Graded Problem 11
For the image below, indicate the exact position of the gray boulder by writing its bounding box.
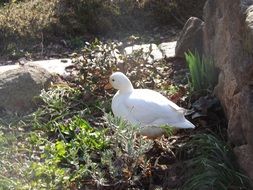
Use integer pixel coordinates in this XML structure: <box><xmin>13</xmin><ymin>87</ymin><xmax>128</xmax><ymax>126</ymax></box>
<box><xmin>175</xmin><ymin>17</ymin><xmax>204</xmax><ymax>57</ymax></box>
<box><xmin>0</xmin><ymin>65</ymin><xmax>52</xmax><ymax>116</ymax></box>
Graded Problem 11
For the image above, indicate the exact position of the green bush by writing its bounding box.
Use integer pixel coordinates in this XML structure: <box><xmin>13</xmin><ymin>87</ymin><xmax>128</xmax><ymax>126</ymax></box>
<box><xmin>26</xmin><ymin>82</ymin><xmax>152</xmax><ymax>189</ymax></box>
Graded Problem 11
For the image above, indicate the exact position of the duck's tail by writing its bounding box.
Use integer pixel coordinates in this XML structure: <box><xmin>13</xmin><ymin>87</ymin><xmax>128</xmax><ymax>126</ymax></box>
<box><xmin>172</xmin><ymin>119</ymin><xmax>196</xmax><ymax>129</ymax></box>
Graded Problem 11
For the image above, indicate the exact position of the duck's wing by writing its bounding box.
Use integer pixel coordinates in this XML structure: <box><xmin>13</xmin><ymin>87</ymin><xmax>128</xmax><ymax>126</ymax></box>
<box><xmin>124</xmin><ymin>89</ymin><xmax>191</xmax><ymax>127</ymax></box>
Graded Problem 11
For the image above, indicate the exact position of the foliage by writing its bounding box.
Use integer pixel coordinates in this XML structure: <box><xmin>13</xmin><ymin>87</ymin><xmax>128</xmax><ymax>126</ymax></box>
<box><xmin>0</xmin><ymin>0</ymin><xmax>58</xmax><ymax>55</ymax></box>
<box><xmin>181</xmin><ymin>134</ymin><xmax>250</xmax><ymax>190</ymax></box>
<box><xmin>1</xmin><ymin>39</ymin><xmax>249</xmax><ymax>189</ymax></box>
<box><xmin>0</xmin><ymin>39</ymin><xmax>185</xmax><ymax>189</ymax></box>
<box><xmin>71</xmin><ymin>39</ymin><xmax>118</xmax><ymax>91</ymax></box>
<box><xmin>28</xmin><ymin>115</ymin><xmax>109</xmax><ymax>189</ymax></box>
<box><xmin>33</xmin><ymin>86</ymin><xmax>85</xmax><ymax>130</ymax></box>
<box><xmin>102</xmin><ymin>113</ymin><xmax>153</xmax><ymax>181</ymax></box>
<box><xmin>0</xmin><ymin>0</ymin><xmax>206</xmax><ymax>55</ymax></box>
<box><xmin>185</xmin><ymin>51</ymin><xmax>218</xmax><ymax>92</ymax></box>
<box><xmin>70</xmin><ymin>40</ymin><xmax>185</xmax><ymax>104</ymax></box>
<box><xmin>0</xmin><ymin>123</ymin><xmax>33</xmax><ymax>190</ymax></box>
<box><xmin>0</xmin><ymin>126</ymin><xmax>17</xmax><ymax>189</ymax></box>
<box><xmin>139</xmin><ymin>0</ymin><xmax>206</xmax><ymax>26</ymax></box>
<box><xmin>26</xmin><ymin>91</ymin><xmax>153</xmax><ymax>189</ymax></box>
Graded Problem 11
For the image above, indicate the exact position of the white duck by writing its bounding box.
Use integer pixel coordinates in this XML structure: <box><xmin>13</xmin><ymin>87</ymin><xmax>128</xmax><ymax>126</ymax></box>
<box><xmin>109</xmin><ymin>72</ymin><xmax>195</xmax><ymax>138</ymax></box>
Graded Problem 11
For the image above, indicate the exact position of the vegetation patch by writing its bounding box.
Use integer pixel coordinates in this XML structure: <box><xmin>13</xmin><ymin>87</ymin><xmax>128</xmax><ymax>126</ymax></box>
<box><xmin>181</xmin><ymin>134</ymin><xmax>250</xmax><ymax>189</ymax></box>
<box><xmin>0</xmin><ymin>40</ymin><xmax>249</xmax><ymax>189</ymax></box>
<box><xmin>0</xmin><ymin>0</ymin><xmax>58</xmax><ymax>54</ymax></box>
<box><xmin>0</xmin><ymin>0</ymin><xmax>207</xmax><ymax>56</ymax></box>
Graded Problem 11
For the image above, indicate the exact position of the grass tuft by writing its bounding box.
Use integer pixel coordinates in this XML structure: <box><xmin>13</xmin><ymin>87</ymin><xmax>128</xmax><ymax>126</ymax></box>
<box><xmin>185</xmin><ymin>51</ymin><xmax>218</xmax><ymax>92</ymax></box>
<box><xmin>181</xmin><ymin>133</ymin><xmax>250</xmax><ymax>190</ymax></box>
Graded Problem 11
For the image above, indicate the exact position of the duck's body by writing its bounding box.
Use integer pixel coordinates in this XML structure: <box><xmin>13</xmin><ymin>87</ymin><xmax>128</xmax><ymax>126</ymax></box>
<box><xmin>109</xmin><ymin>72</ymin><xmax>195</xmax><ymax>138</ymax></box>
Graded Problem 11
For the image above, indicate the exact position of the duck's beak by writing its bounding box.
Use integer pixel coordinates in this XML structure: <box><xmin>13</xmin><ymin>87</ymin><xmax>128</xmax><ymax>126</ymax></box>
<box><xmin>104</xmin><ymin>82</ymin><xmax>113</xmax><ymax>90</ymax></box>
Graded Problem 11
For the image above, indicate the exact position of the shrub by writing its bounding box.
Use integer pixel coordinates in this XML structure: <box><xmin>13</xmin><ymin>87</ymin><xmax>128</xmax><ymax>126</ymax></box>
<box><xmin>0</xmin><ymin>0</ymin><xmax>58</xmax><ymax>54</ymax></box>
<box><xmin>25</xmin><ymin>40</ymin><xmax>182</xmax><ymax>188</ymax></box>
<box><xmin>72</xmin><ymin>40</ymin><xmax>185</xmax><ymax>101</ymax></box>
<box><xmin>27</xmin><ymin>83</ymin><xmax>153</xmax><ymax>189</ymax></box>
<box><xmin>0</xmin><ymin>0</ymin><xmax>207</xmax><ymax>55</ymax></box>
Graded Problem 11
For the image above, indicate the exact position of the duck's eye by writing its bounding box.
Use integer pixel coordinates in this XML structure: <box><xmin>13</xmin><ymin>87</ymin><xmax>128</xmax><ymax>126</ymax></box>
<box><xmin>112</xmin><ymin>79</ymin><xmax>115</xmax><ymax>82</ymax></box>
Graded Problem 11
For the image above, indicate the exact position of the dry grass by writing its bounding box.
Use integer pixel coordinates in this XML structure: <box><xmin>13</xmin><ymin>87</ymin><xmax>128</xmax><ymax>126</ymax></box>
<box><xmin>0</xmin><ymin>0</ymin><xmax>206</xmax><ymax>55</ymax></box>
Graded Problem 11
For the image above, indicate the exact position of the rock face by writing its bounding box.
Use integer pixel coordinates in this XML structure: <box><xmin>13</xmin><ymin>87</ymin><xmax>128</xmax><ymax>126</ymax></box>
<box><xmin>0</xmin><ymin>65</ymin><xmax>52</xmax><ymax>116</ymax></box>
<box><xmin>175</xmin><ymin>17</ymin><xmax>204</xmax><ymax>57</ymax></box>
<box><xmin>203</xmin><ymin>0</ymin><xmax>253</xmax><ymax>181</ymax></box>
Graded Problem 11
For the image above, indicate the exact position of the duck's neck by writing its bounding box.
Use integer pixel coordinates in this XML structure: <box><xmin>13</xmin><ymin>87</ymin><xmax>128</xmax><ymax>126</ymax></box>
<box><xmin>119</xmin><ymin>84</ymin><xmax>134</xmax><ymax>94</ymax></box>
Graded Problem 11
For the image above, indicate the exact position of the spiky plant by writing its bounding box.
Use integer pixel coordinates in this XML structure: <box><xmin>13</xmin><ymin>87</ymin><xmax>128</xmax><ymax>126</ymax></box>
<box><xmin>181</xmin><ymin>134</ymin><xmax>250</xmax><ymax>190</ymax></box>
<box><xmin>185</xmin><ymin>51</ymin><xmax>218</xmax><ymax>92</ymax></box>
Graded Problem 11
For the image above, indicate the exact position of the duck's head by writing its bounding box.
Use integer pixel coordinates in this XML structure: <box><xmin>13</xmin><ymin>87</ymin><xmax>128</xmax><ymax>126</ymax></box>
<box><xmin>109</xmin><ymin>72</ymin><xmax>134</xmax><ymax>92</ymax></box>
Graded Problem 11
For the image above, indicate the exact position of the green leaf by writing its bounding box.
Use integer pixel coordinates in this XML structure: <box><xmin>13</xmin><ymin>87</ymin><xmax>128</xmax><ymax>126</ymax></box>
<box><xmin>55</xmin><ymin>141</ymin><xmax>66</xmax><ymax>157</ymax></box>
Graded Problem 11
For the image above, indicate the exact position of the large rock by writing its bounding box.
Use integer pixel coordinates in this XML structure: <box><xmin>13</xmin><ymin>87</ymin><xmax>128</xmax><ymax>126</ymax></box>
<box><xmin>175</xmin><ymin>17</ymin><xmax>204</xmax><ymax>57</ymax></box>
<box><xmin>0</xmin><ymin>58</ymin><xmax>73</xmax><ymax>117</ymax></box>
<box><xmin>203</xmin><ymin>0</ymin><xmax>253</xmax><ymax>181</ymax></box>
<box><xmin>0</xmin><ymin>65</ymin><xmax>52</xmax><ymax>116</ymax></box>
<box><xmin>234</xmin><ymin>145</ymin><xmax>253</xmax><ymax>180</ymax></box>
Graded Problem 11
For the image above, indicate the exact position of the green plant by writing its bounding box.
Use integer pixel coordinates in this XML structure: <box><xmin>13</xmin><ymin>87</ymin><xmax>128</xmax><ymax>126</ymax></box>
<box><xmin>0</xmin><ymin>128</ymin><xmax>17</xmax><ymax>189</ymax></box>
<box><xmin>32</xmin><ymin>86</ymin><xmax>85</xmax><ymax>131</ymax></box>
<box><xmin>26</xmin><ymin>110</ymin><xmax>155</xmax><ymax>189</ymax></box>
<box><xmin>2</xmin><ymin>38</ymin><xmax>224</xmax><ymax>189</ymax></box>
<box><xmin>105</xmin><ymin>113</ymin><xmax>153</xmax><ymax>157</ymax></box>
<box><xmin>0</xmin><ymin>122</ymin><xmax>34</xmax><ymax>190</ymax></box>
<box><xmin>100</xmin><ymin>113</ymin><xmax>153</xmax><ymax>182</ymax></box>
<box><xmin>26</xmin><ymin>75</ymin><xmax>156</xmax><ymax>189</ymax></box>
<box><xmin>185</xmin><ymin>51</ymin><xmax>218</xmax><ymax>92</ymax></box>
<box><xmin>69</xmin><ymin>36</ymin><xmax>85</xmax><ymax>49</ymax></box>
<box><xmin>72</xmin><ymin>39</ymin><xmax>118</xmax><ymax>88</ymax></box>
<box><xmin>161</xmin><ymin>125</ymin><xmax>175</xmax><ymax>136</ymax></box>
<box><xmin>181</xmin><ymin>134</ymin><xmax>250</xmax><ymax>190</ymax></box>
<box><xmin>28</xmin><ymin>115</ymin><xmax>110</xmax><ymax>189</ymax></box>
